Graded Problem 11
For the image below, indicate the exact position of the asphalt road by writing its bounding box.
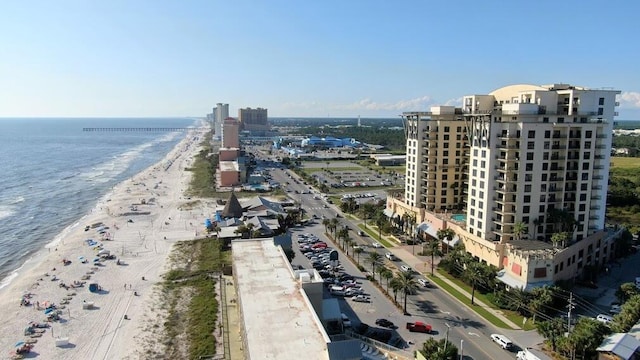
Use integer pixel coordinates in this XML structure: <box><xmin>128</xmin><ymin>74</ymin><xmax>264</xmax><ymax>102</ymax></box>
<box><xmin>262</xmin><ymin>163</ymin><xmax>517</xmax><ymax>360</ymax></box>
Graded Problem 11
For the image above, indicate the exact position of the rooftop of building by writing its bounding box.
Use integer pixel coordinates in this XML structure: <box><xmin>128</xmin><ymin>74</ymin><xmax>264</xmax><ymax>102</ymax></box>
<box><xmin>506</xmin><ymin>239</ymin><xmax>555</xmax><ymax>252</ymax></box>
<box><xmin>232</xmin><ymin>239</ymin><xmax>330</xmax><ymax>359</ymax></box>
<box><xmin>219</xmin><ymin>161</ymin><xmax>239</xmax><ymax>171</ymax></box>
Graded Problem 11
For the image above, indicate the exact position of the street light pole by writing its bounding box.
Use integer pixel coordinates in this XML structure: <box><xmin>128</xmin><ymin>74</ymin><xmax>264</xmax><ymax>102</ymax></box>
<box><xmin>460</xmin><ymin>339</ymin><xmax>464</xmax><ymax>360</ymax></box>
<box><xmin>443</xmin><ymin>322</ymin><xmax>451</xmax><ymax>352</ymax></box>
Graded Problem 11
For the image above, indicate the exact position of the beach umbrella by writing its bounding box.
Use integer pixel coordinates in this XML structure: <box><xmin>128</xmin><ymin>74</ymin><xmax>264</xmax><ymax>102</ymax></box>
<box><xmin>44</xmin><ymin>308</ymin><xmax>54</xmax><ymax>314</ymax></box>
<box><xmin>15</xmin><ymin>341</ymin><xmax>24</xmax><ymax>347</ymax></box>
<box><xmin>93</xmin><ymin>257</ymin><xmax>100</xmax><ymax>262</ymax></box>
<box><xmin>78</xmin><ymin>256</ymin><xmax>85</xmax><ymax>260</ymax></box>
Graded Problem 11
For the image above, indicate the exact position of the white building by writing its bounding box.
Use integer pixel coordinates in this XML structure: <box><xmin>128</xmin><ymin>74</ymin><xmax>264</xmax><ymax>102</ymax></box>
<box><xmin>463</xmin><ymin>84</ymin><xmax>619</xmax><ymax>244</ymax></box>
<box><xmin>214</xmin><ymin>103</ymin><xmax>229</xmax><ymax>140</ymax></box>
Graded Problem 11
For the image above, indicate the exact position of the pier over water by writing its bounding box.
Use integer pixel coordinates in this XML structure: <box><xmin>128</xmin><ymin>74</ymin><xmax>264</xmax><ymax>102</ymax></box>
<box><xmin>82</xmin><ymin>127</ymin><xmax>207</xmax><ymax>132</ymax></box>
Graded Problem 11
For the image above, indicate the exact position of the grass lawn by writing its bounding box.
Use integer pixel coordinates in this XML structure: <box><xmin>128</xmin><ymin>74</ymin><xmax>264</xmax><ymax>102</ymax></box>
<box><xmin>358</xmin><ymin>224</ymin><xmax>394</xmax><ymax>248</ymax></box>
<box><xmin>611</xmin><ymin>157</ymin><xmax>640</xmax><ymax>169</ymax></box>
<box><xmin>428</xmin><ymin>274</ymin><xmax>512</xmax><ymax>329</ymax></box>
<box><xmin>436</xmin><ymin>270</ymin><xmax>536</xmax><ymax>331</ymax></box>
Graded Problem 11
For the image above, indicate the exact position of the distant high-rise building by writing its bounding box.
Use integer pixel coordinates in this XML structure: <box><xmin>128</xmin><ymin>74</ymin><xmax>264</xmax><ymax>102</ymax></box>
<box><xmin>214</xmin><ymin>103</ymin><xmax>229</xmax><ymax>139</ymax></box>
<box><xmin>222</xmin><ymin>117</ymin><xmax>240</xmax><ymax>149</ymax></box>
<box><xmin>238</xmin><ymin>107</ymin><xmax>269</xmax><ymax>133</ymax></box>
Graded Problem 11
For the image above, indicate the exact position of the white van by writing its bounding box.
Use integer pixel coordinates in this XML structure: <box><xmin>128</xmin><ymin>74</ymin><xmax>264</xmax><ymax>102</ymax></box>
<box><xmin>490</xmin><ymin>334</ymin><xmax>513</xmax><ymax>350</ymax></box>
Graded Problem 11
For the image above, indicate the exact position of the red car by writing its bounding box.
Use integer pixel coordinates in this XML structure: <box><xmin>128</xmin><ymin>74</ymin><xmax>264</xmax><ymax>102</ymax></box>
<box><xmin>406</xmin><ymin>321</ymin><xmax>432</xmax><ymax>333</ymax></box>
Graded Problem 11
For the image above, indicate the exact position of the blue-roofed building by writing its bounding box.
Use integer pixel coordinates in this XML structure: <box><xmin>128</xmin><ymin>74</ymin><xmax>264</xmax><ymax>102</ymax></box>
<box><xmin>301</xmin><ymin>136</ymin><xmax>360</xmax><ymax>148</ymax></box>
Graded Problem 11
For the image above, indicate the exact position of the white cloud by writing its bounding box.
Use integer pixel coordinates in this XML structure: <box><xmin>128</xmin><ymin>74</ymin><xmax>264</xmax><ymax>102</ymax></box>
<box><xmin>619</xmin><ymin>92</ymin><xmax>640</xmax><ymax>108</ymax></box>
<box><xmin>338</xmin><ymin>96</ymin><xmax>433</xmax><ymax>112</ymax></box>
<box><xmin>444</xmin><ymin>97</ymin><xmax>463</xmax><ymax>107</ymax></box>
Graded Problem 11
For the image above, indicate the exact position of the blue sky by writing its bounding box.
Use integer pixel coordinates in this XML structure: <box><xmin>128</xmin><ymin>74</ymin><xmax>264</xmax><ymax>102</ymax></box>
<box><xmin>1</xmin><ymin>1</ymin><xmax>640</xmax><ymax>119</ymax></box>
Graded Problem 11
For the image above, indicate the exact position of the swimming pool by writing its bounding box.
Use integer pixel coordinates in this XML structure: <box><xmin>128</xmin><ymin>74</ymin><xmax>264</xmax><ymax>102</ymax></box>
<box><xmin>451</xmin><ymin>214</ymin><xmax>466</xmax><ymax>222</ymax></box>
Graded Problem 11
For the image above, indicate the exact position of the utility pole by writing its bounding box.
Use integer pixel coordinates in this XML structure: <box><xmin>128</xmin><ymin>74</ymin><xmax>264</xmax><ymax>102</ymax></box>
<box><xmin>567</xmin><ymin>292</ymin><xmax>576</xmax><ymax>332</ymax></box>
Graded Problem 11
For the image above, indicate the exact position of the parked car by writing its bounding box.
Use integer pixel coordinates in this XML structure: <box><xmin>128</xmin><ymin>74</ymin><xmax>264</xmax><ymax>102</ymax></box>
<box><xmin>406</xmin><ymin>321</ymin><xmax>432</xmax><ymax>333</ymax></box>
<box><xmin>596</xmin><ymin>314</ymin><xmax>613</xmax><ymax>325</ymax></box>
<box><xmin>375</xmin><ymin>318</ymin><xmax>395</xmax><ymax>329</ymax></box>
<box><xmin>352</xmin><ymin>295</ymin><xmax>370</xmax><ymax>303</ymax></box>
<box><xmin>371</xmin><ymin>242</ymin><xmax>382</xmax><ymax>248</ymax></box>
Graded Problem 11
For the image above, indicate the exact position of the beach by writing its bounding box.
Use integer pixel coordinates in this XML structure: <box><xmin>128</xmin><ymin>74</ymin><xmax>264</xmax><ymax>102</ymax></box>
<box><xmin>0</xmin><ymin>128</ymin><xmax>209</xmax><ymax>360</ymax></box>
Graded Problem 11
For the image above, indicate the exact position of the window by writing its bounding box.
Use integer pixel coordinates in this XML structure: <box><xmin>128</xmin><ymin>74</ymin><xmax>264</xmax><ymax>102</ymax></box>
<box><xmin>526</xmin><ymin>163</ymin><xmax>533</xmax><ymax>171</ymax></box>
<box><xmin>580</xmin><ymin>194</ymin><xmax>587</xmax><ymax>201</ymax></box>
<box><xmin>582</xmin><ymin>173</ymin><xmax>589</xmax><ymax>180</ymax></box>
<box><xmin>444</xmin><ymin>126</ymin><xmax>450</xmax><ymax>132</ymax></box>
<box><xmin>586</xmin><ymin>130</ymin><xmax>593</xmax><ymax>138</ymax></box>
<box><xmin>524</xmin><ymin>195</ymin><xmax>531</xmax><ymax>203</ymax></box>
<box><xmin>598</xmin><ymin>108</ymin><xmax>604</xmax><ymax>116</ymax></box>
<box><xmin>584</xmin><ymin>152</ymin><xmax>591</xmax><ymax>160</ymax></box>
<box><xmin>543</xmin><ymin>152</ymin><xmax>549</xmax><ymax>160</ymax></box>
<box><xmin>528</xmin><ymin>130</ymin><xmax>536</xmax><ymax>138</ymax></box>
<box><xmin>544</xmin><ymin>130</ymin><xmax>550</xmax><ymax>138</ymax></box>
<box><xmin>585</xmin><ymin>141</ymin><xmax>591</xmax><ymax>148</ymax></box>
<box><xmin>527</xmin><ymin>152</ymin><xmax>534</xmax><ymax>160</ymax></box>
<box><xmin>523</xmin><ymin>206</ymin><xmax>530</xmax><ymax>213</ymax></box>
<box><xmin>528</xmin><ymin>142</ymin><xmax>535</xmax><ymax>149</ymax></box>
<box><xmin>542</xmin><ymin>163</ymin><xmax>548</xmax><ymax>170</ymax></box>
<box><xmin>480</xmin><ymin>171</ymin><xmax>485</xmax><ymax>178</ymax></box>
<box><xmin>442</xmin><ymin>174</ymin><xmax>448</xmax><ymax>180</ymax></box>
<box><xmin>441</xmin><ymin>190</ymin><xmax>447</xmax><ymax>196</ymax></box>
<box><xmin>581</xmin><ymin>183</ymin><xmax>588</xmax><ymax>191</ymax></box>
<box><xmin>599</xmin><ymin>97</ymin><xmax>605</xmax><ymax>105</ymax></box>
<box><xmin>582</xmin><ymin>162</ymin><xmax>589</xmax><ymax>170</ymax></box>
<box><xmin>525</xmin><ymin>185</ymin><xmax>531</xmax><ymax>192</ymax></box>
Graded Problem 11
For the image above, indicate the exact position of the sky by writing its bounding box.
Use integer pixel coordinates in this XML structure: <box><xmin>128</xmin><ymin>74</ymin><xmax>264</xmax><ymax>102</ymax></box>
<box><xmin>1</xmin><ymin>1</ymin><xmax>640</xmax><ymax>119</ymax></box>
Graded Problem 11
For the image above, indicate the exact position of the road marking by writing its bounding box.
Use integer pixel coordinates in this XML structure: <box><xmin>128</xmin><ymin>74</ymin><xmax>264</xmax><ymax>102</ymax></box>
<box><xmin>441</xmin><ymin>311</ymin><xmax>451</xmax><ymax>315</ymax></box>
<box><xmin>468</xmin><ymin>332</ymin><xmax>480</xmax><ymax>337</ymax></box>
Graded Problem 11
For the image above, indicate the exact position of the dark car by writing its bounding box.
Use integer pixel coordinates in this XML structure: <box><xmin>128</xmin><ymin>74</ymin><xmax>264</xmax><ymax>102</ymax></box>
<box><xmin>375</xmin><ymin>318</ymin><xmax>395</xmax><ymax>329</ymax></box>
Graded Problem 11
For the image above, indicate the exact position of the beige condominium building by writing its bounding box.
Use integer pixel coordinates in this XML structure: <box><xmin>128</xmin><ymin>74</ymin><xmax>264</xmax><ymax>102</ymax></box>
<box><xmin>389</xmin><ymin>84</ymin><xmax>623</xmax><ymax>290</ymax></box>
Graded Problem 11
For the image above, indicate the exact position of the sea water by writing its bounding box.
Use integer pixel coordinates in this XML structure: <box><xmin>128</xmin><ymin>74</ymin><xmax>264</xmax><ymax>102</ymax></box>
<box><xmin>0</xmin><ymin>118</ymin><xmax>198</xmax><ymax>287</ymax></box>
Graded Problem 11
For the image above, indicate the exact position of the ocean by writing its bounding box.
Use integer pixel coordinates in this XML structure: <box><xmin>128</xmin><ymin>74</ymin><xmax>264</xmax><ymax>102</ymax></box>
<box><xmin>0</xmin><ymin>118</ymin><xmax>198</xmax><ymax>288</ymax></box>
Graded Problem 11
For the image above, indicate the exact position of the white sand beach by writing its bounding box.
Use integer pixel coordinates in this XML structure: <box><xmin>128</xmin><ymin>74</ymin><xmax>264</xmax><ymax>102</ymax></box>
<box><xmin>0</xmin><ymin>129</ymin><xmax>211</xmax><ymax>360</ymax></box>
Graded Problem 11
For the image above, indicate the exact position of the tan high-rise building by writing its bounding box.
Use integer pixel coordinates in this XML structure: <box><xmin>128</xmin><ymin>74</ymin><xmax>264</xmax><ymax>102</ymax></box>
<box><xmin>403</xmin><ymin>106</ymin><xmax>469</xmax><ymax>211</ymax></box>
<box><xmin>222</xmin><ymin>117</ymin><xmax>240</xmax><ymax>149</ymax></box>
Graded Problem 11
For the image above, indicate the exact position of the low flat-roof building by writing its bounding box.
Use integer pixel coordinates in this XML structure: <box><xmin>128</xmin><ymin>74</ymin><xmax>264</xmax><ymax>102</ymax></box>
<box><xmin>232</xmin><ymin>238</ymin><xmax>364</xmax><ymax>360</ymax></box>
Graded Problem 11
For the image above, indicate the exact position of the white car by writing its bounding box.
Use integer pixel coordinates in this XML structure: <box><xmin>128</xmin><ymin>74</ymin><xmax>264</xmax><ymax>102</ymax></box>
<box><xmin>385</xmin><ymin>252</ymin><xmax>397</xmax><ymax>261</ymax></box>
<box><xmin>352</xmin><ymin>295</ymin><xmax>370</xmax><ymax>303</ymax></box>
<box><xmin>490</xmin><ymin>334</ymin><xmax>513</xmax><ymax>350</ymax></box>
<box><xmin>596</xmin><ymin>314</ymin><xmax>613</xmax><ymax>324</ymax></box>
<box><xmin>418</xmin><ymin>278</ymin><xmax>430</xmax><ymax>287</ymax></box>
<box><xmin>401</xmin><ymin>265</ymin><xmax>412</xmax><ymax>273</ymax></box>
<box><xmin>371</xmin><ymin>242</ymin><xmax>382</xmax><ymax>248</ymax></box>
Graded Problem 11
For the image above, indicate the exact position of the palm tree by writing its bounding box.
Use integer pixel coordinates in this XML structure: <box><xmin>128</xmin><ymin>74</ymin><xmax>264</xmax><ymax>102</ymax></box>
<box><xmin>437</xmin><ymin>228</ymin><xmax>455</xmax><ymax>254</ymax></box>
<box><xmin>375</xmin><ymin>216</ymin><xmax>386</xmax><ymax>241</ymax></box>
<box><xmin>551</xmin><ymin>231</ymin><xmax>568</xmax><ymax>249</ymax></box>
<box><xmin>377</xmin><ymin>265</ymin><xmax>389</xmax><ymax>287</ymax></box>
<box><xmin>343</xmin><ymin>236</ymin><xmax>353</xmax><ymax>256</ymax></box>
<box><xmin>337</xmin><ymin>227</ymin><xmax>349</xmax><ymax>249</ymax></box>
<box><xmin>424</xmin><ymin>239</ymin><xmax>442</xmax><ymax>275</ymax></box>
<box><xmin>396</xmin><ymin>271</ymin><xmax>419</xmax><ymax>314</ymax></box>
<box><xmin>529</xmin><ymin>286</ymin><xmax>553</xmax><ymax>323</ymax></box>
<box><xmin>354</xmin><ymin>247</ymin><xmax>364</xmax><ymax>265</ymax></box>
<box><xmin>462</xmin><ymin>262</ymin><xmax>482</xmax><ymax>305</ymax></box>
<box><xmin>380</xmin><ymin>268</ymin><xmax>393</xmax><ymax>291</ymax></box>
<box><xmin>366</xmin><ymin>252</ymin><xmax>382</xmax><ymax>281</ymax></box>
<box><xmin>513</xmin><ymin>221</ymin><xmax>528</xmax><ymax>241</ymax></box>
<box><xmin>322</xmin><ymin>218</ymin><xmax>330</xmax><ymax>234</ymax></box>
<box><xmin>330</xmin><ymin>217</ymin><xmax>340</xmax><ymax>239</ymax></box>
<box><xmin>390</xmin><ymin>277</ymin><xmax>402</xmax><ymax>304</ymax></box>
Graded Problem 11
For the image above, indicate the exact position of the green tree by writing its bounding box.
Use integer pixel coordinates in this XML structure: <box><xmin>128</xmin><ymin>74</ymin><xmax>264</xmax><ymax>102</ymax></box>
<box><xmin>390</xmin><ymin>277</ymin><xmax>402</xmax><ymax>304</ymax></box>
<box><xmin>513</xmin><ymin>221</ymin><xmax>528</xmax><ymax>240</ymax></box>
<box><xmin>616</xmin><ymin>282</ymin><xmax>640</xmax><ymax>303</ymax></box>
<box><xmin>424</xmin><ymin>239</ymin><xmax>442</xmax><ymax>275</ymax></box>
<box><xmin>529</xmin><ymin>286</ymin><xmax>554</xmax><ymax>323</ymax></box>
<box><xmin>353</xmin><ymin>247</ymin><xmax>364</xmax><ymax>266</ymax></box>
<box><xmin>536</xmin><ymin>317</ymin><xmax>566</xmax><ymax>352</ymax></box>
<box><xmin>396</xmin><ymin>270</ymin><xmax>419</xmax><ymax>314</ymax></box>
<box><xmin>366</xmin><ymin>252</ymin><xmax>382</xmax><ymax>282</ymax></box>
<box><xmin>419</xmin><ymin>337</ymin><xmax>458</xmax><ymax>360</ymax></box>
<box><xmin>461</xmin><ymin>261</ymin><xmax>482</xmax><ymax>305</ymax></box>
<box><xmin>380</xmin><ymin>268</ymin><xmax>393</xmax><ymax>291</ymax></box>
<box><xmin>322</xmin><ymin>218</ymin><xmax>330</xmax><ymax>234</ymax></box>
<box><xmin>437</xmin><ymin>228</ymin><xmax>455</xmax><ymax>254</ymax></box>
<box><xmin>551</xmin><ymin>231</ymin><xmax>569</xmax><ymax>249</ymax></box>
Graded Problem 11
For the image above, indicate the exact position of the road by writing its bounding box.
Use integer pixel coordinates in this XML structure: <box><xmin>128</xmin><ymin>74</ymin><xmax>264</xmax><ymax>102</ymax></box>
<box><xmin>259</xmin><ymin>160</ymin><xmax>517</xmax><ymax>360</ymax></box>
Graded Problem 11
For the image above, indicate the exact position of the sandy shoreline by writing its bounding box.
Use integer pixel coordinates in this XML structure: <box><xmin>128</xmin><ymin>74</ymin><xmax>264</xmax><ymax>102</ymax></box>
<box><xmin>0</xmin><ymin>128</ymin><xmax>211</xmax><ymax>360</ymax></box>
